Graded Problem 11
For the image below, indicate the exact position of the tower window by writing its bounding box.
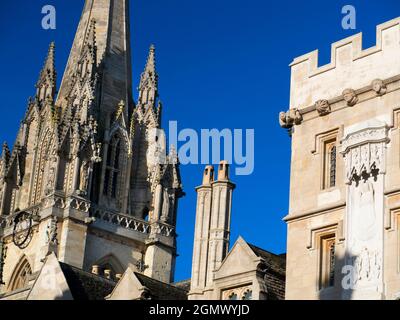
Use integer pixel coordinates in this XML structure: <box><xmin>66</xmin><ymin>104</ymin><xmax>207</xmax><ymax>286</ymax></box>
<box><xmin>319</xmin><ymin>235</ymin><xmax>336</xmax><ymax>289</ymax></box>
<box><xmin>323</xmin><ymin>140</ymin><xmax>337</xmax><ymax>189</ymax></box>
<box><xmin>142</xmin><ymin>207</ymin><xmax>149</xmax><ymax>221</ymax></box>
<box><xmin>103</xmin><ymin>137</ymin><xmax>122</xmax><ymax>199</ymax></box>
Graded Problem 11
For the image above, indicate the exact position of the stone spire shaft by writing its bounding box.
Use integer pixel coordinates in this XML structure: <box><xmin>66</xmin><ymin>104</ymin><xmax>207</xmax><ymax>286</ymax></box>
<box><xmin>57</xmin><ymin>0</ymin><xmax>133</xmax><ymax>114</ymax></box>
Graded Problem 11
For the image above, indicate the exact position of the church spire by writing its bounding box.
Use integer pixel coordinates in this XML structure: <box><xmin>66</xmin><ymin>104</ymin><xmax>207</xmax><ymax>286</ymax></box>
<box><xmin>36</xmin><ymin>42</ymin><xmax>56</xmax><ymax>102</ymax></box>
<box><xmin>57</xmin><ymin>0</ymin><xmax>133</xmax><ymax>116</ymax></box>
<box><xmin>138</xmin><ymin>45</ymin><xmax>159</xmax><ymax>107</ymax></box>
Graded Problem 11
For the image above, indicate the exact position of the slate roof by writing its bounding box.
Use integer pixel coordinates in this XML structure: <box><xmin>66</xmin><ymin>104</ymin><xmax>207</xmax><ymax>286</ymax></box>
<box><xmin>135</xmin><ymin>272</ymin><xmax>188</xmax><ymax>300</ymax></box>
<box><xmin>173</xmin><ymin>279</ymin><xmax>191</xmax><ymax>292</ymax></box>
<box><xmin>59</xmin><ymin>263</ymin><xmax>116</xmax><ymax>300</ymax></box>
<box><xmin>247</xmin><ymin>243</ymin><xmax>286</xmax><ymax>300</ymax></box>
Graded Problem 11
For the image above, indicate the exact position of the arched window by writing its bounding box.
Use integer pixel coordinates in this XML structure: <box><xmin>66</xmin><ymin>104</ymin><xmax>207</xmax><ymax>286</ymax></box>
<box><xmin>228</xmin><ymin>292</ymin><xmax>238</xmax><ymax>300</ymax></box>
<box><xmin>242</xmin><ymin>289</ymin><xmax>253</xmax><ymax>300</ymax></box>
<box><xmin>8</xmin><ymin>257</ymin><xmax>32</xmax><ymax>292</ymax></box>
<box><xmin>103</xmin><ymin>136</ymin><xmax>122</xmax><ymax>199</ymax></box>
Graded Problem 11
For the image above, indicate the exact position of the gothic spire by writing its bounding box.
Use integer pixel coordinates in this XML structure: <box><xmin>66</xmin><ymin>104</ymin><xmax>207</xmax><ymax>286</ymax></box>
<box><xmin>36</xmin><ymin>42</ymin><xmax>57</xmax><ymax>101</ymax></box>
<box><xmin>138</xmin><ymin>45</ymin><xmax>159</xmax><ymax>107</ymax></box>
<box><xmin>57</xmin><ymin>0</ymin><xmax>133</xmax><ymax>116</ymax></box>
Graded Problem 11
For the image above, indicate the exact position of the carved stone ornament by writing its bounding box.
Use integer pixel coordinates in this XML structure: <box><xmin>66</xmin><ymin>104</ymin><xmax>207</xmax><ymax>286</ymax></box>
<box><xmin>315</xmin><ymin>99</ymin><xmax>331</xmax><ymax>116</ymax></box>
<box><xmin>340</xmin><ymin>124</ymin><xmax>389</xmax><ymax>184</ymax></box>
<box><xmin>342</xmin><ymin>88</ymin><xmax>358</xmax><ymax>107</ymax></box>
<box><xmin>371</xmin><ymin>79</ymin><xmax>387</xmax><ymax>96</ymax></box>
<box><xmin>279</xmin><ymin>108</ymin><xmax>303</xmax><ymax>129</ymax></box>
<box><xmin>46</xmin><ymin>216</ymin><xmax>58</xmax><ymax>245</ymax></box>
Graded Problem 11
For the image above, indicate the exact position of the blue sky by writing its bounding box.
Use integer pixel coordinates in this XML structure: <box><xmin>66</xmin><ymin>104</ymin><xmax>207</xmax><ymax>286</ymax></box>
<box><xmin>0</xmin><ymin>0</ymin><xmax>398</xmax><ymax>281</ymax></box>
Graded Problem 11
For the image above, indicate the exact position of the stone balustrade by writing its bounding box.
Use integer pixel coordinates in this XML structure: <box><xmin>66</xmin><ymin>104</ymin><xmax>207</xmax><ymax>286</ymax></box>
<box><xmin>91</xmin><ymin>208</ymin><xmax>175</xmax><ymax>237</ymax></box>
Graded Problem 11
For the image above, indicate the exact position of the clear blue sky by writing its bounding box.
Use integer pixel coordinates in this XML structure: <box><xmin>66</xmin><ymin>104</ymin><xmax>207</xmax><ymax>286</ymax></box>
<box><xmin>0</xmin><ymin>1</ymin><xmax>398</xmax><ymax>281</ymax></box>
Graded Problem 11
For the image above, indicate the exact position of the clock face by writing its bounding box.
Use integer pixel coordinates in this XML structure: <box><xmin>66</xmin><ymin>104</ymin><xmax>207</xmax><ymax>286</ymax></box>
<box><xmin>12</xmin><ymin>212</ymin><xmax>33</xmax><ymax>249</ymax></box>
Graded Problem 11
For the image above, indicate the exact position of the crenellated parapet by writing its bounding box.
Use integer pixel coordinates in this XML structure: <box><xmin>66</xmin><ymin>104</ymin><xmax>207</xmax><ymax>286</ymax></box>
<box><xmin>289</xmin><ymin>17</ymin><xmax>400</xmax><ymax>110</ymax></box>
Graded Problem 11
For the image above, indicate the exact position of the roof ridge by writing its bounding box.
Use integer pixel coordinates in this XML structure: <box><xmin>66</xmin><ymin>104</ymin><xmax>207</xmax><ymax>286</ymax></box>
<box><xmin>134</xmin><ymin>272</ymin><xmax>188</xmax><ymax>292</ymax></box>
<box><xmin>247</xmin><ymin>242</ymin><xmax>284</xmax><ymax>258</ymax></box>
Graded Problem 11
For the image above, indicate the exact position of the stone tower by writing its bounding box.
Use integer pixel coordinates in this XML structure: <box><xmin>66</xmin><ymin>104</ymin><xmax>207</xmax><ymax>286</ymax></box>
<box><xmin>281</xmin><ymin>17</ymin><xmax>400</xmax><ymax>300</ymax></box>
<box><xmin>0</xmin><ymin>0</ymin><xmax>183</xmax><ymax>296</ymax></box>
<box><xmin>189</xmin><ymin>161</ymin><xmax>235</xmax><ymax>299</ymax></box>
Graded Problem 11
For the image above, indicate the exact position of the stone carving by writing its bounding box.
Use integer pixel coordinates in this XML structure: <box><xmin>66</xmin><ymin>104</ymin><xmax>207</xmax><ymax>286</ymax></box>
<box><xmin>315</xmin><ymin>99</ymin><xmax>331</xmax><ymax>116</ymax></box>
<box><xmin>45</xmin><ymin>155</ymin><xmax>58</xmax><ymax>196</ymax></box>
<box><xmin>78</xmin><ymin>160</ymin><xmax>91</xmax><ymax>195</ymax></box>
<box><xmin>341</xmin><ymin>126</ymin><xmax>389</xmax><ymax>184</ymax></box>
<box><xmin>353</xmin><ymin>248</ymin><xmax>382</xmax><ymax>284</ymax></box>
<box><xmin>342</xmin><ymin>88</ymin><xmax>358</xmax><ymax>106</ymax></box>
<box><xmin>279</xmin><ymin>109</ymin><xmax>303</xmax><ymax>129</ymax></box>
<box><xmin>371</xmin><ymin>79</ymin><xmax>387</xmax><ymax>96</ymax></box>
<box><xmin>161</xmin><ymin>188</ymin><xmax>170</xmax><ymax>222</ymax></box>
<box><xmin>342</xmin><ymin>122</ymin><xmax>388</xmax><ymax>298</ymax></box>
<box><xmin>355</xmin><ymin>180</ymin><xmax>376</xmax><ymax>241</ymax></box>
<box><xmin>92</xmin><ymin>143</ymin><xmax>102</xmax><ymax>163</ymax></box>
<box><xmin>46</xmin><ymin>216</ymin><xmax>58</xmax><ymax>245</ymax></box>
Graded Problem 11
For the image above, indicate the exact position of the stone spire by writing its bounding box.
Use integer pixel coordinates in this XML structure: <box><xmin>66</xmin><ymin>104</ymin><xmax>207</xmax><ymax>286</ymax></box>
<box><xmin>57</xmin><ymin>0</ymin><xmax>133</xmax><ymax>116</ymax></box>
<box><xmin>36</xmin><ymin>42</ymin><xmax>56</xmax><ymax>102</ymax></box>
<box><xmin>138</xmin><ymin>45</ymin><xmax>159</xmax><ymax>107</ymax></box>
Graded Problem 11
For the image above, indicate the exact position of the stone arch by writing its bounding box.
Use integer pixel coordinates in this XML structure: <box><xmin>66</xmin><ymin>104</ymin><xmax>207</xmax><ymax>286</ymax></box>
<box><xmin>92</xmin><ymin>254</ymin><xmax>124</xmax><ymax>278</ymax></box>
<box><xmin>7</xmin><ymin>255</ymin><xmax>32</xmax><ymax>292</ymax></box>
<box><xmin>109</xmin><ymin>125</ymin><xmax>131</xmax><ymax>156</ymax></box>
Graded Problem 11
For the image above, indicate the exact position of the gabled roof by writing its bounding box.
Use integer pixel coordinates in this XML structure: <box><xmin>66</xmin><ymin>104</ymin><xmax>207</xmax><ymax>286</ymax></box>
<box><xmin>173</xmin><ymin>279</ymin><xmax>191</xmax><ymax>292</ymax></box>
<box><xmin>246</xmin><ymin>242</ymin><xmax>286</xmax><ymax>300</ymax></box>
<box><xmin>247</xmin><ymin>243</ymin><xmax>286</xmax><ymax>276</ymax></box>
<box><xmin>134</xmin><ymin>272</ymin><xmax>188</xmax><ymax>300</ymax></box>
<box><xmin>106</xmin><ymin>265</ymin><xmax>188</xmax><ymax>300</ymax></box>
<box><xmin>59</xmin><ymin>263</ymin><xmax>116</xmax><ymax>300</ymax></box>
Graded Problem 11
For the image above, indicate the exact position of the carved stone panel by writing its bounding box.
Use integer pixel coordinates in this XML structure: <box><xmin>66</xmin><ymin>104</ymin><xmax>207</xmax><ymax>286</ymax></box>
<box><xmin>340</xmin><ymin>122</ymin><xmax>388</xmax><ymax>299</ymax></box>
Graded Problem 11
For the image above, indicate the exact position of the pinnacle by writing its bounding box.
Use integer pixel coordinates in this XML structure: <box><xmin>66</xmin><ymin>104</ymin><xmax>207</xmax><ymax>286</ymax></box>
<box><xmin>36</xmin><ymin>41</ymin><xmax>56</xmax><ymax>89</ymax></box>
<box><xmin>145</xmin><ymin>44</ymin><xmax>157</xmax><ymax>74</ymax></box>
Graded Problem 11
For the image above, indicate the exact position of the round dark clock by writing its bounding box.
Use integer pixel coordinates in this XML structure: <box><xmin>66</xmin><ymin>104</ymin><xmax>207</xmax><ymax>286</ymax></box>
<box><xmin>12</xmin><ymin>211</ymin><xmax>33</xmax><ymax>249</ymax></box>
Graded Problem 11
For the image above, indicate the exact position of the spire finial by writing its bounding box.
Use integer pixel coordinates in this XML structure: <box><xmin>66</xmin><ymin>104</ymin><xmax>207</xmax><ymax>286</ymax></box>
<box><xmin>36</xmin><ymin>41</ymin><xmax>57</xmax><ymax>101</ymax></box>
<box><xmin>138</xmin><ymin>45</ymin><xmax>159</xmax><ymax>106</ymax></box>
<box><xmin>115</xmin><ymin>100</ymin><xmax>125</xmax><ymax>120</ymax></box>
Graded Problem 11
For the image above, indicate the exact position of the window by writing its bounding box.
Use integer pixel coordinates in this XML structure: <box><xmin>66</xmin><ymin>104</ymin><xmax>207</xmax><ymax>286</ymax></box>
<box><xmin>103</xmin><ymin>136</ymin><xmax>122</xmax><ymax>198</ymax></box>
<box><xmin>242</xmin><ymin>289</ymin><xmax>252</xmax><ymax>300</ymax></box>
<box><xmin>320</xmin><ymin>235</ymin><xmax>336</xmax><ymax>289</ymax></box>
<box><xmin>228</xmin><ymin>292</ymin><xmax>238</xmax><ymax>300</ymax></box>
<box><xmin>8</xmin><ymin>257</ymin><xmax>32</xmax><ymax>292</ymax></box>
<box><xmin>142</xmin><ymin>207</ymin><xmax>149</xmax><ymax>221</ymax></box>
<box><xmin>323</xmin><ymin>140</ymin><xmax>337</xmax><ymax>189</ymax></box>
<box><xmin>222</xmin><ymin>286</ymin><xmax>252</xmax><ymax>300</ymax></box>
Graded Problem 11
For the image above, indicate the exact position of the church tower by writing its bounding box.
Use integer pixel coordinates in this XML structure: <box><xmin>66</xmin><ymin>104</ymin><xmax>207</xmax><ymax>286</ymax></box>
<box><xmin>0</xmin><ymin>0</ymin><xmax>183</xmax><ymax>297</ymax></box>
<box><xmin>189</xmin><ymin>161</ymin><xmax>235</xmax><ymax>299</ymax></box>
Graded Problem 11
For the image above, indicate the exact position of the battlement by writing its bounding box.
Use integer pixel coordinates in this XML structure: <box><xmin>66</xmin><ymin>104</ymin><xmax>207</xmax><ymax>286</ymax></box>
<box><xmin>289</xmin><ymin>17</ymin><xmax>400</xmax><ymax>109</ymax></box>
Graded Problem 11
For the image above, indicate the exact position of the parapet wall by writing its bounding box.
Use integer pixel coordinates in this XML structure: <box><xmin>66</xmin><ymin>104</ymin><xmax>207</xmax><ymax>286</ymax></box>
<box><xmin>289</xmin><ymin>17</ymin><xmax>400</xmax><ymax>109</ymax></box>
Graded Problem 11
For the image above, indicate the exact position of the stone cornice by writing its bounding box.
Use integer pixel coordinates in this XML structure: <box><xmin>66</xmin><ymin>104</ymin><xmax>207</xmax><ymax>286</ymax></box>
<box><xmin>298</xmin><ymin>74</ymin><xmax>400</xmax><ymax>119</ymax></box>
<box><xmin>283</xmin><ymin>200</ymin><xmax>346</xmax><ymax>223</ymax></box>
